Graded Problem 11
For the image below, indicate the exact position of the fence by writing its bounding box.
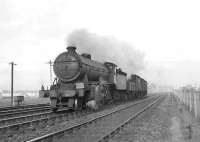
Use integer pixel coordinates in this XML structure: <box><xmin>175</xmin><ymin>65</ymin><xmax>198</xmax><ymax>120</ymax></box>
<box><xmin>173</xmin><ymin>89</ymin><xmax>200</xmax><ymax>120</ymax></box>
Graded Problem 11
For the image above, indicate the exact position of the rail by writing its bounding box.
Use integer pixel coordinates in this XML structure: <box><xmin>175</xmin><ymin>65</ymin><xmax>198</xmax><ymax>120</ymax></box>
<box><xmin>26</xmin><ymin>96</ymin><xmax>160</xmax><ymax>142</ymax></box>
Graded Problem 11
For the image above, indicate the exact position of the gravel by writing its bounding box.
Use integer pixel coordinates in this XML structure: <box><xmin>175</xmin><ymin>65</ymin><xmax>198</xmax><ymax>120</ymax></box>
<box><xmin>109</xmin><ymin>94</ymin><xmax>200</xmax><ymax>142</ymax></box>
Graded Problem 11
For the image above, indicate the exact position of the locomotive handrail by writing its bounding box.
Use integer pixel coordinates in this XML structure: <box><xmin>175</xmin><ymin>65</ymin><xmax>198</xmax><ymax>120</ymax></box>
<box><xmin>54</xmin><ymin>60</ymin><xmax>108</xmax><ymax>73</ymax></box>
<box><xmin>54</xmin><ymin>60</ymin><xmax>77</xmax><ymax>64</ymax></box>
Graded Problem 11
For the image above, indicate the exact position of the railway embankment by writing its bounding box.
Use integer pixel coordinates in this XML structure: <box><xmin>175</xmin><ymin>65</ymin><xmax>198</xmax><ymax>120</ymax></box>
<box><xmin>109</xmin><ymin>94</ymin><xmax>200</xmax><ymax>142</ymax></box>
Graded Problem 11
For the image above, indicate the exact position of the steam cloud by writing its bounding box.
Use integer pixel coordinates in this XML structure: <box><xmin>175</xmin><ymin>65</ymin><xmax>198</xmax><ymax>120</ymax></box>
<box><xmin>67</xmin><ymin>29</ymin><xmax>145</xmax><ymax>74</ymax></box>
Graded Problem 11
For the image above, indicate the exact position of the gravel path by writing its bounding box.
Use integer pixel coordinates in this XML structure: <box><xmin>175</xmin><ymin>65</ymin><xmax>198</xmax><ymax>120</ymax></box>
<box><xmin>109</xmin><ymin>94</ymin><xmax>200</xmax><ymax>142</ymax></box>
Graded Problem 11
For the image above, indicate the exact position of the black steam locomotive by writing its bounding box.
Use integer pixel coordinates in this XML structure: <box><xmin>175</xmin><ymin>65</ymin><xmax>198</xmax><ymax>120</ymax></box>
<box><xmin>40</xmin><ymin>46</ymin><xmax>147</xmax><ymax>111</ymax></box>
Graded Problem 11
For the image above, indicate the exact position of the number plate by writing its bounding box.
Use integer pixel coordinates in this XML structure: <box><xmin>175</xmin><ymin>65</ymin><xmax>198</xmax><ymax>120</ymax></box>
<box><xmin>76</xmin><ymin>83</ymin><xmax>84</xmax><ymax>89</ymax></box>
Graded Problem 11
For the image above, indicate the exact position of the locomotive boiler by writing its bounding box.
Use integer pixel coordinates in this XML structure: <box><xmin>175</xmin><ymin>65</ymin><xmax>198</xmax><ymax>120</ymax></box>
<box><xmin>53</xmin><ymin>46</ymin><xmax>110</xmax><ymax>83</ymax></box>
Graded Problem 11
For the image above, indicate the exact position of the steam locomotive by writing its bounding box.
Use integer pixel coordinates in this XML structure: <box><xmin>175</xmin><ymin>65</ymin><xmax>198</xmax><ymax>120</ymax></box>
<box><xmin>39</xmin><ymin>46</ymin><xmax>147</xmax><ymax>111</ymax></box>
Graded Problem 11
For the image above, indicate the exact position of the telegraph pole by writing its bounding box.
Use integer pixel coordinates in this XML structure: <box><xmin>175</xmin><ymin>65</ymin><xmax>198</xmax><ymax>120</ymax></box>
<box><xmin>47</xmin><ymin>60</ymin><xmax>53</xmax><ymax>86</ymax></box>
<box><xmin>9</xmin><ymin>62</ymin><xmax>16</xmax><ymax>106</ymax></box>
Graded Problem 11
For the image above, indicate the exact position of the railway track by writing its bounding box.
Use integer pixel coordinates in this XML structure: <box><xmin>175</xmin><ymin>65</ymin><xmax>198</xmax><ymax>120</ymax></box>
<box><xmin>0</xmin><ymin>108</ymin><xmax>85</xmax><ymax>134</ymax></box>
<box><xmin>0</xmin><ymin>99</ymin><xmax>127</xmax><ymax>135</ymax></box>
<box><xmin>0</xmin><ymin>103</ymin><xmax>49</xmax><ymax>112</ymax></box>
<box><xmin>0</xmin><ymin>104</ymin><xmax>54</xmax><ymax>132</ymax></box>
<box><xmin>0</xmin><ymin>108</ymin><xmax>63</xmax><ymax>127</ymax></box>
<box><xmin>25</xmin><ymin>95</ymin><xmax>162</xmax><ymax>142</ymax></box>
<box><xmin>0</xmin><ymin>101</ymin><xmax>123</xmax><ymax>135</ymax></box>
<box><xmin>0</xmin><ymin>106</ymin><xmax>51</xmax><ymax>119</ymax></box>
<box><xmin>0</xmin><ymin>97</ymin><xmax>149</xmax><ymax>135</ymax></box>
<box><xmin>0</xmin><ymin>105</ymin><xmax>50</xmax><ymax>114</ymax></box>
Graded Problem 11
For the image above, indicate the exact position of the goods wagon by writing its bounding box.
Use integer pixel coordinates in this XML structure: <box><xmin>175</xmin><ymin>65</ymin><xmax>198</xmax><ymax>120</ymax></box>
<box><xmin>127</xmin><ymin>74</ymin><xmax>147</xmax><ymax>98</ymax></box>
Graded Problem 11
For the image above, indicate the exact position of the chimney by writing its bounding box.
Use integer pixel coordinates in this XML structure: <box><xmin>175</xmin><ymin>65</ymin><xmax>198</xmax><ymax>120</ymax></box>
<box><xmin>67</xmin><ymin>46</ymin><xmax>76</xmax><ymax>52</ymax></box>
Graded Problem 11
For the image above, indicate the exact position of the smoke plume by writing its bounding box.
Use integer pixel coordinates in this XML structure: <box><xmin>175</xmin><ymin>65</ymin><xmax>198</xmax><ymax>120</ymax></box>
<box><xmin>67</xmin><ymin>29</ymin><xmax>145</xmax><ymax>74</ymax></box>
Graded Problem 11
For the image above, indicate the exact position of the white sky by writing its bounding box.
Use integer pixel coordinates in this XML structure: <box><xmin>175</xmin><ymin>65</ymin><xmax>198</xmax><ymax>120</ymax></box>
<box><xmin>0</xmin><ymin>0</ymin><xmax>200</xmax><ymax>90</ymax></box>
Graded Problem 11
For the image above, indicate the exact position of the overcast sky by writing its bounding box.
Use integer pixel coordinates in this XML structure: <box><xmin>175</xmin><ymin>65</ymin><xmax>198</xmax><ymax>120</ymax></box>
<box><xmin>0</xmin><ymin>0</ymin><xmax>200</xmax><ymax>90</ymax></box>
